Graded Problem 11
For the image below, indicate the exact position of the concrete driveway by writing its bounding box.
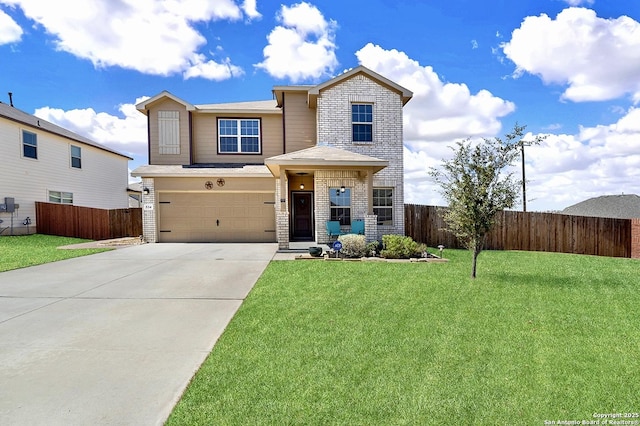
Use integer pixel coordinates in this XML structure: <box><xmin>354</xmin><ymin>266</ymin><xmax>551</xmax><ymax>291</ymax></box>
<box><xmin>0</xmin><ymin>243</ymin><xmax>277</xmax><ymax>425</ymax></box>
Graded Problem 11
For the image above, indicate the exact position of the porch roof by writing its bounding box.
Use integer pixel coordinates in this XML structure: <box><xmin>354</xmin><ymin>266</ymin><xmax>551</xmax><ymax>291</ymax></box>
<box><xmin>264</xmin><ymin>145</ymin><xmax>388</xmax><ymax>177</ymax></box>
<box><xmin>130</xmin><ymin>164</ymin><xmax>272</xmax><ymax>178</ymax></box>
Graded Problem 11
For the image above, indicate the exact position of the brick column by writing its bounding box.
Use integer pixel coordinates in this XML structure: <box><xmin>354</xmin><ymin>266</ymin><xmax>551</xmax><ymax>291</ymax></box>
<box><xmin>277</xmin><ymin>211</ymin><xmax>290</xmax><ymax>250</ymax></box>
<box><xmin>631</xmin><ymin>218</ymin><xmax>640</xmax><ymax>259</ymax></box>
<box><xmin>365</xmin><ymin>214</ymin><xmax>378</xmax><ymax>243</ymax></box>
<box><xmin>141</xmin><ymin>178</ymin><xmax>156</xmax><ymax>243</ymax></box>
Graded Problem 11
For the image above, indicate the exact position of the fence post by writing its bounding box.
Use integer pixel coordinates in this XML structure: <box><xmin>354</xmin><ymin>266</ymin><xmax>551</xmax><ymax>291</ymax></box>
<box><xmin>631</xmin><ymin>219</ymin><xmax>640</xmax><ymax>259</ymax></box>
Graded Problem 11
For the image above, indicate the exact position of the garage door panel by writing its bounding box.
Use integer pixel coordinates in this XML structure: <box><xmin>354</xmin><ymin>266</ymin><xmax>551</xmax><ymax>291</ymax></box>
<box><xmin>158</xmin><ymin>192</ymin><xmax>275</xmax><ymax>243</ymax></box>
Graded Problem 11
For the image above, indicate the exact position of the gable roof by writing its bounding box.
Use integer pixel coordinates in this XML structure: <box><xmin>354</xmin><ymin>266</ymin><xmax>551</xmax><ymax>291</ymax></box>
<box><xmin>265</xmin><ymin>144</ymin><xmax>388</xmax><ymax>177</ymax></box>
<box><xmin>562</xmin><ymin>194</ymin><xmax>640</xmax><ymax>219</ymax></box>
<box><xmin>136</xmin><ymin>91</ymin><xmax>195</xmax><ymax>114</ymax></box>
<box><xmin>136</xmin><ymin>92</ymin><xmax>280</xmax><ymax>115</ymax></box>
<box><xmin>0</xmin><ymin>102</ymin><xmax>132</xmax><ymax>160</ymax></box>
<box><xmin>272</xmin><ymin>66</ymin><xmax>413</xmax><ymax>108</ymax></box>
<box><xmin>308</xmin><ymin>66</ymin><xmax>413</xmax><ymax>107</ymax></box>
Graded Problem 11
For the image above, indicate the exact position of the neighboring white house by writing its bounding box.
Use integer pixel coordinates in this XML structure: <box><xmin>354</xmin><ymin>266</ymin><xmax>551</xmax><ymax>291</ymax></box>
<box><xmin>0</xmin><ymin>101</ymin><xmax>132</xmax><ymax>235</ymax></box>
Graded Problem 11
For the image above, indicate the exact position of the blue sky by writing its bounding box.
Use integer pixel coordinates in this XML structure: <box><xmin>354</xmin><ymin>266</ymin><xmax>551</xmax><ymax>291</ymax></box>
<box><xmin>1</xmin><ymin>0</ymin><xmax>639</xmax><ymax>211</ymax></box>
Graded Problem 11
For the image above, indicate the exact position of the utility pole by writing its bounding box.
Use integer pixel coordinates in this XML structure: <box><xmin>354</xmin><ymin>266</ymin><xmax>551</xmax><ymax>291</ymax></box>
<box><xmin>521</xmin><ymin>141</ymin><xmax>527</xmax><ymax>212</ymax></box>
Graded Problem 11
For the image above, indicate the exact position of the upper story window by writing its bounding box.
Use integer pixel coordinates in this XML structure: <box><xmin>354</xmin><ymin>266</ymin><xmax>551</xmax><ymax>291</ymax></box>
<box><xmin>158</xmin><ymin>111</ymin><xmax>180</xmax><ymax>155</ymax></box>
<box><xmin>49</xmin><ymin>191</ymin><xmax>73</xmax><ymax>204</ymax></box>
<box><xmin>373</xmin><ymin>188</ymin><xmax>393</xmax><ymax>225</ymax></box>
<box><xmin>330</xmin><ymin>187</ymin><xmax>351</xmax><ymax>226</ymax></box>
<box><xmin>22</xmin><ymin>130</ymin><xmax>37</xmax><ymax>159</ymax></box>
<box><xmin>218</xmin><ymin>119</ymin><xmax>261</xmax><ymax>154</ymax></box>
<box><xmin>352</xmin><ymin>104</ymin><xmax>373</xmax><ymax>143</ymax></box>
<box><xmin>70</xmin><ymin>145</ymin><xmax>82</xmax><ymax>169</ymax></box>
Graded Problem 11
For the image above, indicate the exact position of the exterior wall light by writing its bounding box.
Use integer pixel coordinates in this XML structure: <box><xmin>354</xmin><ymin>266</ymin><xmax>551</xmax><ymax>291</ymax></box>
<box><xmin>143</xmin><ymin>187</ymin><xmax>150</xmax><ymax>195</ymax></box>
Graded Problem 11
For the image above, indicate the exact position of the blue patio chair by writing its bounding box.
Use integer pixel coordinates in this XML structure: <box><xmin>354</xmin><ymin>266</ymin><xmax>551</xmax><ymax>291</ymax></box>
<box><xmin>351</xmin><ymin>219</ymin><xmax>365</xmax><ymax>235</ymax></box>
<box><xmin>326</xmin><ymin>220</ymin><xmax>346</xmax><ymax>239</ymax></box>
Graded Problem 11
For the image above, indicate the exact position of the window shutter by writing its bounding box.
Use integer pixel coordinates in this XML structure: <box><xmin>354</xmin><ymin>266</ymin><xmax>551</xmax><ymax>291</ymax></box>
<box><xmin>158</xmin><ymin>111</ymin><xmax>180</xmax><ymax>154</ymax></box>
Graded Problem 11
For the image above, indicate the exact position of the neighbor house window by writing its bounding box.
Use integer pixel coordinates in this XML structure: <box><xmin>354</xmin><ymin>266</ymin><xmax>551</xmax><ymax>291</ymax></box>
<box><xmin>218</xmin><ymin>118</ymin><xmax>261</xmax><ymax>154</ymax></box>
<box><xmin>373</xmin><ymin>188</ymin><xmax>393</xmax><ymax>225</ymax></box>
<box><xmin>49</xmin><ymin>191</ymin><xmax>73</xmax><ymax>204</ymax></box>
<box><xmin>22</xmin><ymin>130</ymin><xmax>37</xmax><ymax>159</ymax></box>
<box><xmin>70</xmin><ymin>145</ymin><xmax>82</xmax><ymax>169</ymax></box>
<box><xmin>330</xmin><ymin>187</ymin><xmax>351</xmax><ymax>226</ymax></box>
<box><xmin>352</xmin><ymin>103</ymin><xmax>372</xmax><ymax>143</ymax></box>
<box><xmin>158</xmin><ymin>110</ymin><xmax>180</xmax><ymax>154</ymax></box>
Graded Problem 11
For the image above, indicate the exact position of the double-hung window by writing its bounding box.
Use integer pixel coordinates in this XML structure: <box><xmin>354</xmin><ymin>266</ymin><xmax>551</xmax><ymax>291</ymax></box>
<box><xmin>158</xmin><ymin>111</ymin><xmax>180</xmax><ymax>155</ymax></box>
<box><xmin>218</xmin><ymin>119</ymin><xmax>261</xmax><ymax>154</ymax></box>
<box><xmin>22</xmin><ymin>130</ymin><xmax>37</xmax><ymax>159</ymax></box>
<box><xmin>70</xmin><ymin>145</ymin><xmax>82</xmax><ymax>169</ymax></box>
<box><xmin>352</xmin><ymin>104</ymin><xmax>372</xmax><ymax>143</ymax></box>
<box><xmin>49</xmin><ymin>191</ymin><xmax>73</xmax><ymax>204</ymax></box>
<box><xmin>373</xmin><ymin>188</ymin><xmax>393</xmax><ymax>225</ymax></box>
<box><xmin>330</xmin><ymin>188</ymin><xmax>351</xmax><ymax>226</ymax></box>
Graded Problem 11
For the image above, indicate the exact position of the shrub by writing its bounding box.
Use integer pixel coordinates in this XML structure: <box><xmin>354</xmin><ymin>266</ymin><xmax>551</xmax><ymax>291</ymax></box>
<box><xmin>366</xmin><ymin>240</ymin><xmax>381</xmax><ymax>257</ymax></box>
<box><xmin>380</xmin><ymin>235</ymin><xmax>421</xmax><ymax>259</ymax></box>
<box><xmin>337</xmin><ymin>234</ymin><xmax>367</xmax><ymax>258</ymax></box>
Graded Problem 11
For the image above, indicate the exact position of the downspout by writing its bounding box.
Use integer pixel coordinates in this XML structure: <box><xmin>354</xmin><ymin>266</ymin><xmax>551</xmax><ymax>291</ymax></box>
<box><xmin>146</xmin><ymin>109</ymin><xmax>151</xmax><ymax>162</ymax></box>
<box><xmin>281</xmin><ymin>92</ymin><xmax>286</xmax><ymax>154</ymax></box>
<box><xmin>189</xmin><ymin>111</ymin><xmax>193</xmax><ymax>165</ymax></box>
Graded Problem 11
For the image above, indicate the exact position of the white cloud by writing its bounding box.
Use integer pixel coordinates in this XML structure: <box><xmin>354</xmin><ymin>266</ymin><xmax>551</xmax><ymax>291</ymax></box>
<box><xmin>356</xmin><ymin>43</ymin><xmax>515</xmax><ymax>146</ymax></box>
<box><xmin>183</xmin><ymin>54</ymin><xmax>244</xmax><ymax>80</ymax></box>
<box><xmin>471</xmin><ymin>39</ymin><xmax>478</xmax><ymax>49</ymax></box>
<box><xmin>407</xmin><ymin>108</ymin><xmax>640</xmax><ymax>212</ymax></box>
<box><xmin>506</xmin><ymin>108</ymin><xmax>640</xmax><ymax>211</ymax></box>
<box><xmin>255</xmin><ymin>2</ymin><xmax>338</xmax><ymax>82</ymax></box>
<box><xmin>0</xmin><ymin>0</ymin><xmax>253</xmax><ymax>77</ymax></box>
<box><xmin>0</xmin><ymin>8</ymin><xmax>22</xmax><ymax>44</ymax></box>
<box><xmin>502</xmin><ymin>7</ymin><xmax>640</xmax><ymax>102</ymax></box>
<box><xmin>34</xmin><ymin>97</ymin><xmax>149</xmax><ymax>161</ymax></box>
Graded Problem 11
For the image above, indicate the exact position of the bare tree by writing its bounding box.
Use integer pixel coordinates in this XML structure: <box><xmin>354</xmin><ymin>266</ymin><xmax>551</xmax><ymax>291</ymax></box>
<box><xmin>430</xmin><ymin>124</ymin><xmax>544</xmax><ymax>278</ymax></box>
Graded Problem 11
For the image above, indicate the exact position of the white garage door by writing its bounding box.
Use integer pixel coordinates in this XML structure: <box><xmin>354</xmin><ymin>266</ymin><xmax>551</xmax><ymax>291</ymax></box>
<box><xmin>158</xmin><ymin>192</ymin><xmax>276</xmax><ymax>242</ymax></box>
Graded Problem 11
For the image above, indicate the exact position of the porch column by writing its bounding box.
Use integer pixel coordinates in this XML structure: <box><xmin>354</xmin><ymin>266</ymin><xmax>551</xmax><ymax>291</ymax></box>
<box><xmin>367</xmin><ymin>170</ymin><xmax>374</xmax><ymax>214</ymax></box>
<box><xmin>277</xmin><ymin>172</ymin><xmax>290</xmax><ymax>249</ymax></box>
<box><xmin>141</xmin><ymin>177</ymin><xmax>157</xmax><ymax>243</ymax></box>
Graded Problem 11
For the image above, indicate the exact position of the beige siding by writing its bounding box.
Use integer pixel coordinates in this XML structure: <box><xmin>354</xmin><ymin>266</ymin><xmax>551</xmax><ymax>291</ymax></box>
<box><xmin>153</xmin><ymin>176</ymin><xmax>274</xmax><ymax>192</ymax></box>
<box><xmin>282</xmin><ymin>92</ymin><xmax>316</xmax><ymax>153</ymax></box>
<box><xmin>0</xmin><ymin>118</ymin><xmax>129</xmax><ymax>234</ymax></box>
<box><xmin>191</xmin><ymin>113</ymin><xmax>283</xmax><ymax>163</ymax></box>
<box><xmin>147</xmin><ymin>99</ymin><xmax>191</xmax><ymax>165</ymax></box>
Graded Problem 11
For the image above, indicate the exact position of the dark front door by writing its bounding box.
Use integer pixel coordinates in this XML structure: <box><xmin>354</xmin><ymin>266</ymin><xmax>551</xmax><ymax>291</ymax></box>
<box><xmin>292</xmin><ymin>192</ymin><xmax>313</xmax><ymax>240</ymax></box>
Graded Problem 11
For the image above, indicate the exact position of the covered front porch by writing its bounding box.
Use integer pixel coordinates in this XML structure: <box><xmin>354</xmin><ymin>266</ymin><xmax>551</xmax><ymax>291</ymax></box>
<box><xmin>265</xmin><ymin>145</ymin><xmax>388</xmax><ymax>250</ymax></box>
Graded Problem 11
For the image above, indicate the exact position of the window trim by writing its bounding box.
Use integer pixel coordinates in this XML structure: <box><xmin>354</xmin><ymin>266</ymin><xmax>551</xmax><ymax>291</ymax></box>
<box><xmin>48</xmin><ymin>190</ymin><xmax>73</xmax><ymax>204</ymax></box>
<box><xmin>373</xmin><ymin>187</ymin><xmax>393</xmax><ymax>225</ymax></box>
<box><xmin>217</xmin><ymin>118</ymin><xmax>262</xmax><ymax>155</ymax></box>
<box><xmin>330</xmin><ymin>187</ymin><xmax>351</xmax><ymax>226</ymax></box>
<box><xmin>351</xmin><ymin>103</ymin><xmax>373</xmax><ymax>144</ymax></box>
<box><xmin>22</xmin><ymin>129</ymin><xmax>38</xmax><ymax>159</ymax></box>
<box><xmin>70</xmin><ymin>145</ymin><xmax>82</xmax><ymax>169</ymax></box>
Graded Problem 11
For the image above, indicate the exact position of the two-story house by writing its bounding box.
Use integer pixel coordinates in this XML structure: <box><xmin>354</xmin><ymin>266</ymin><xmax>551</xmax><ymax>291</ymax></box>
<box><xmin>0</xmin><ymin>102</ymin><xmax>132</xmax><ymax>235</ymax></box>
<box><xmin>131</xmin><ymin>66</ymin><xmax>412</xmax><ymax>249</ymax></box>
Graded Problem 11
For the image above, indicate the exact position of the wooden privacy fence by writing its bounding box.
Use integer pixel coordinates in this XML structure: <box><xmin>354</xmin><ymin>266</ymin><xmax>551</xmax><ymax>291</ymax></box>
<box><xmin>36</xmin><ymin>202</ymin><xmax>142</xmax><ymax>241</ymax></box>
<box><xmin>405</xmin><ymin>204</ymin><xmax>634</xmax><ymax>258</ymax></box>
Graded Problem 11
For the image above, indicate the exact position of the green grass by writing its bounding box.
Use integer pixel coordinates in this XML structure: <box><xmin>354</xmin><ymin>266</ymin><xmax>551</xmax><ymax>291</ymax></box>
<box><xmin>167</xmin><ymin>249</ymin><xmax>640</xmax><ymax>425</ymax></box>
<box><xmin>0</xmin><ymin>234</ymin><xmax>110</xmax><ymax>272</ymax></box>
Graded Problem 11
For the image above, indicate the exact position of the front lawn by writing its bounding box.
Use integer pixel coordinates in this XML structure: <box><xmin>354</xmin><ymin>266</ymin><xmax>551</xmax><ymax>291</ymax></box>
<box><xmin>167</xmin><ymin>250</ymin><xmax>640</xmax><ymax>425</ymax></box>
<box><xmin>0</xmin><ymin>234</ymin><xmax>110</xmax><ymax>272</ymax></box>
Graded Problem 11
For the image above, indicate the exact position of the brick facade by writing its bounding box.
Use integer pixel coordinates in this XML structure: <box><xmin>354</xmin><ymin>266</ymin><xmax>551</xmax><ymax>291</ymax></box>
<box><xmin>141</xmin><ymin>178</ymin><xmax>157</xmax><ymax>243</ymax></box>
<box><xmin>315</xmin><ymin>73</ymin><xmax>405</xmax><ymax>239</ymax></box>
